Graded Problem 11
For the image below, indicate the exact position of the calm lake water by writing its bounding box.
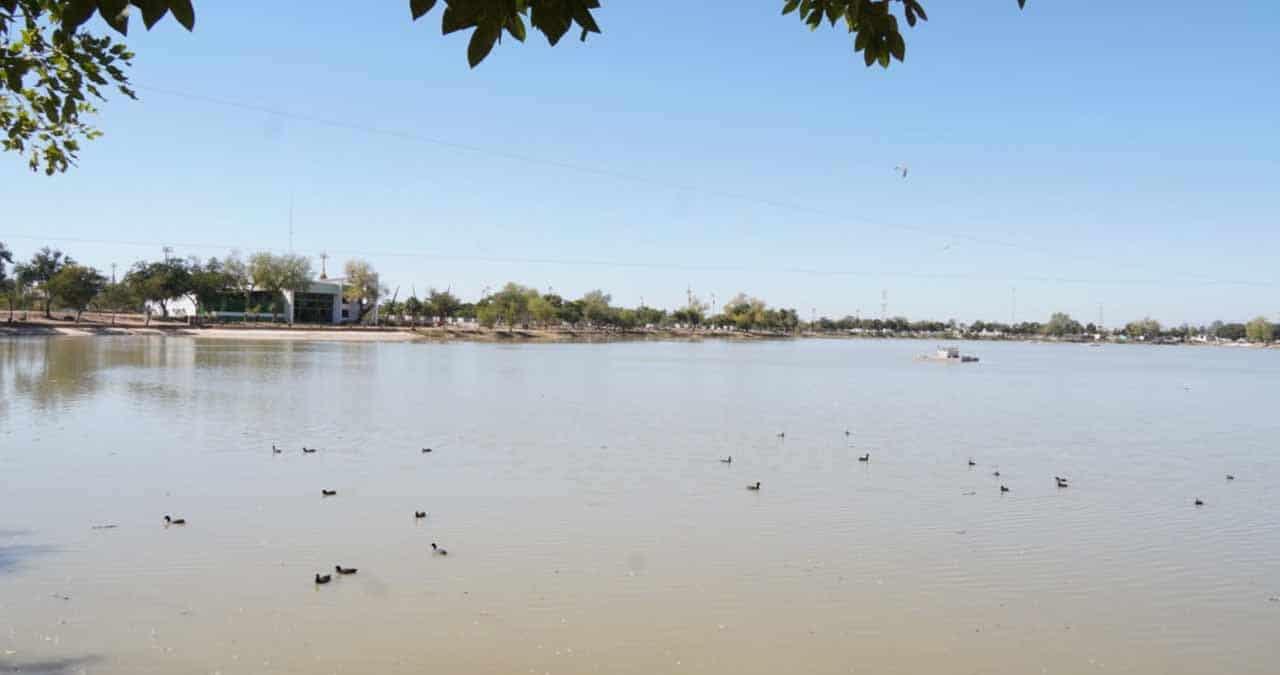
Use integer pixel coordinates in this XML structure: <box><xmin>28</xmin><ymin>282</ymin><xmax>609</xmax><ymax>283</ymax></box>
<box><xmin>2</xmin><ymin>337</ymin><xmax>1278</xmax><ymax>674</ymax></box>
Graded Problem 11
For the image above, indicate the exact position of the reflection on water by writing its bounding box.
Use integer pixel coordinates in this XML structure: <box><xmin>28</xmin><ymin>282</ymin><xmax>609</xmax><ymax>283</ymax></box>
<box><xmin>1</xmin><ymin>337</ymin><xmax>1278</xmax><ymax>675</ymax></box>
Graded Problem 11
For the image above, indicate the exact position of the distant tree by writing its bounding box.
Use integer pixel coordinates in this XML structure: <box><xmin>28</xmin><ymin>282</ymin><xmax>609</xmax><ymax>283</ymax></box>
<box><xmin>527</xmin><ymin>291</ymin><xmax>556</xmax><ymax>327</ymax></box>
<box><xmin>380</xmin><ymin>298</ymin><xmax>404</xmax><ymax>323</ymax></box>
<box><xmin>426</xmin><ymin>288</ymin><xmax>461</xmax><ymax>324</ymax></box>
<box><xmin>0</xmin><ymin>241</ymin><xmax>12</xmax><ymax>321</ymax></box>
<box><xmin>635</xmin><ymin>305</ymin><xmax>667</xmax><ymax>328</ymax></box>
<box><xmin>1215</xmin><ymin>322</ymin><xmax>1246</xmax><ymax>341</ymax></box>
<box><xmin>91</xmin><ymin>281</ymin><xmax>139</xmax><ymax>325</ymax></box>
<box><xmin>557</xmin><ymin>298</ymin><xmax>584</xmax><ymax>326</ymax></box>
<box><xmin>186</xmin><ymin>257</ymin><xmax>233</xmax><ymax>318</ymax></box>
<box><xmin>579</xmin><ymin>290</ymin><xmax>612</xmax><ymax>327</ymax></box>
<box><xmin>1245</xmin><ymin>316</ymin><xmax>1275</xmax><ymax>344</ymax></box>
<box><xmin>15</xmin><ymin>247</ymin><xmax>74</xmax><ymax>318</ymax></box>
<box><xmin>248</xmin><ymin>252</ymin><xmax>312</xmax><ymax>323</ymax></box>
<box><xmin>724</xmin><ymin>294</ymin><xmax>766</xmax><ymax>330</ymax></box>
<box><xmin>404</xmin><ymin>296</ymin><xmax>423</xmax><ymax>327</ymax></box>
<box><xmin>342</xmin><ymin>259</ymin><xmax>383</xmax><ymax>323</ymax></box>
<box><xmin>222</xmin><ymin>254</ymin><xmax>252</xmax><ymax>322</ymax></box>
<box><xmin>671</xmin><ymin>294</ymin><xmax>709</xmax><ymax>328</ymax></box>
<box><xmin>124</xmin><ymin>258</ymin><xmax>191</xmax><ymax>321</ymax></box>
<box><xmin>483</xmin><ymin>283</ymin><xmax>536</xmax><ymax>328</ymax></box>
<box><xmin>46</xmin><ymin>264</ymin><xmax>106</xmax><ymax>322</ymax></box>
<box><xmin>1042</xmin><ymin>312</ymin><xmax>1083</xmax><ymax>337</ymax></box>
<box><xmin>1124</xmin><ymin>317</ymin><xmax>1162</xmax><ymax>340</ymax></box>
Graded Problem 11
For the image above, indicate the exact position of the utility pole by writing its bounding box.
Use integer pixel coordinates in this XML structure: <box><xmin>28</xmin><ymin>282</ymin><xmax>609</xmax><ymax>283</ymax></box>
<box><xmin>162</xmin><ymin>246</ymin><xmax>172</xmax><ymax>262</ymax></box>
<box><xmin>710</xmin><ymin>292</ymin><xmax>716</xmax><ymax>315</ymax></box>
<box><xmin>110</xmin><ymin>263</ymin><xmax>117</xmax><ymax>284</ymax></box>
<box><xmin>880</xmin><ymin>289</ymin><xmax>888</xmax><ymax>320</ymax></box>
<box><xmin>319</xmin><ymin>252</ymin><xmax>329</xmax><ymax>280</ymax></box>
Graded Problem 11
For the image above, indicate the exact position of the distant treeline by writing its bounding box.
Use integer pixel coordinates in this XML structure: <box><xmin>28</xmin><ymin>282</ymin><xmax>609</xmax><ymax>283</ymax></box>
<box><xmin>0</xmin><ymin>242</ymin><xmax>1275</xmax><ymax>343</ymax></box>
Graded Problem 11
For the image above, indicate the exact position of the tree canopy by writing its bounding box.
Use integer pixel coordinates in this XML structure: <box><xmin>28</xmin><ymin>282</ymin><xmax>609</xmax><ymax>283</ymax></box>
<box><xmin>123</xmin><ymin>257</ymin><xmax>189</xmax><ymax>318</ymax></box>
<box><xmin>3</xmin><ymin>1</ymin><xmax>1029</xmax><ymax>174</ymax></box>
<box><xmin>45</xmin><ymin>262</ymin><xmax>105</xmax><ymax>321</ymax></box>
<box><xmin>342</xmin><ymin>259</ymin><xmax>383</xmax><ymax>323</ymax></box>
<box><xmin>14</xmin><ymin>246</ymin><xmax>74</xmax><ymax>317</ymax></box>
<box><xmin>0</xmin><ymin>241</ymin><xmax>12</xmax><ymax>288</ymax></box>
<box><xmin>1245</xmin><ymin>316</ymin><xmax>1275</xmax><ymax>344</ymax></box>
<box><xmin>1042</xmin><ymin>312</ymin><xmax>1084</xmax><ymax>337</ymax></box>
<box><xmin>1124</xmin><ymin>317</ymin><xmax>1162</xmax><ymax>340</ymax></box>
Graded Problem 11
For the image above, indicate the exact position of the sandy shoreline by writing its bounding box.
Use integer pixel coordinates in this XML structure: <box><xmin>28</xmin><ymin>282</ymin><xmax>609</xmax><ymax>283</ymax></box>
<box><xmin>2</xmin><ymin>319</ymin><xmax>1276</xmax><ymax>348</ymax></box>
<box><xmin>0</xmin><ymin>321</ymin><xmax>778</xmax><ymax>343</ymax></box>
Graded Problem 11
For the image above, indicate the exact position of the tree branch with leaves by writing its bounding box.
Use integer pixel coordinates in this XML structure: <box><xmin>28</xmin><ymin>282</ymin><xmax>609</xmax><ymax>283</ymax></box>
<box><xmin>3</xmin><ymin>0</ymin><xmax>1028</xmax><ymax>173</ymax></box>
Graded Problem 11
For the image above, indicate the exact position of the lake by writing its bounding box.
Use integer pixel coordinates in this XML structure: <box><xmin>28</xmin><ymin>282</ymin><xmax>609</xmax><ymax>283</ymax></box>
<box><xmin>2</xmin><ymin>337</ymin><xmax>1277</xmax><ymax>674</ymax></box>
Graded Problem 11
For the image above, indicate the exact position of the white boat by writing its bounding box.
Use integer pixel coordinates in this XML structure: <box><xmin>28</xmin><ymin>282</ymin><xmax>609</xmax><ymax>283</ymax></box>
<box><xmin>920</xmin><ymin>346</ymin><xmax>979</xmax><ymax>363</ymax></box>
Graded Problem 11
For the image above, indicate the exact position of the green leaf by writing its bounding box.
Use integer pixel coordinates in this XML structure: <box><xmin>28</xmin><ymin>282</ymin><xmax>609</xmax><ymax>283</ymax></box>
<box><xmin>134</xmin><ymin>0</ymin><xmax>170</xmax><ymax>29</ymax></box>
<box><xmin>782</xmin><ymin>0</ymin><xmax>800</xmax><ymax>15</ymax></box>
<box><xmin>530</xmin><ymin>3</ymin><xmax>571</xmax><ymax>46</ymax></box>
<box><xmin>442</xmin><ymin>5</ymin><xmax>474</xmax><ymax>35</ymax></box>
<box><xmin>410</xmin><ymin>0</ymin><xmax>437</xmax><ymax>20</ymax></box>
<box><xmin>61</xmin><ymin>0</ymin><xmax>98</xmax><ymax>31</ymax></box>
<box><xmin>467</xmin><ymin>21</ymin><xmax>501</xmax><ymax>67</ymax></box>
<box><xmin>102</xmin><ymin>0</ymin><xmax>131</xmax><ymax>35</ymax></box>
<box><xmin>505</xmin><ymin>14</ymin><xmax>527</xmax><ymax>42</ymax></box>
<box><xmin>169</xmin><ymin>0</ymin><xmax>196</xmax><ymax>30</ymax></box>
<box><xmin>889</xmin><ymin>32</ymin><xmax>905</xmax><ymax>61</ymax></box>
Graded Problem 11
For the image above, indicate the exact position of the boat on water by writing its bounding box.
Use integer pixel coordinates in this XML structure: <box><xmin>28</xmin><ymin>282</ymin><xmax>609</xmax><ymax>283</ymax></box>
<box><xmin>919</xmin><ymin>346</ymin><xmax>979</xmax><ymax>363</ymax></box>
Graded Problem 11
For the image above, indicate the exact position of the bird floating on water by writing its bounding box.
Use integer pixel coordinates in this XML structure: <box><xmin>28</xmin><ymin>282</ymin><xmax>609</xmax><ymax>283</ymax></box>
<box><xmin>431</xmin><ymin>542</ymin><xmax>448</xmax><ymax>556</ymax></box>
<box><xmin>321</xmin><ymin>489</ymin><xmax>337</xmax><ymax>497</ymax></box>
<box><xmin>1194</xmin><ymin>498</ymin><xmax>1204</xmax><ymax>506</ymax></box>
<box><xmin>1000</xmin><ymin>485</ymin><xmax>1010</xmax><ymax>493</ymax></box>
<box><xmin>1226</xmin><ymin>474</ymin><xmax>1236</xmax><ymax>481</ymax></box>
<box><xmin>422</xmin><ymin>448</ymin><xmax>432</xmax><ymax>453</ymax></box>
<box><xmin>776</xmin><ymin>432</ymin><xmax>786</xmax><ymax>439</ymax></box>
<box><xmin>163</xmin><ymin>515</ymin><xmax>185</xmax><ymax>526</ymax></box>
<box><xmin>857</xmin><ymin>453</ymin><xmax>870</xmax><ymax>462</ymax></box>
<box><xmin>314</xmin><ymin>573</ymin><xmax>332</xmax><ymax>584</ymax></box>
<box><xmin>414</xmin><ymin>511</ymin><xmax>427</xmax><ymax>519</ymax></box>
<box><xmin>968</xmin><ymin>459</ymin><xmax>977</xmax><ymax>467</ymax></box>
<box><xmin>302</xmin><ymin>447</ymin><xmax>317</xmax><ymax>454</ymax></box>
<box><xmin>1055</xmin><ymin>476</ymin><xmax>1070</xmax><ymax>488</ymax></box>
<box><xmin>747</xmin><ymin>481</ymin><xmax>762</xmax><ymax>491</ymax></box>
<box><xmin>335</xmin><ymin>565</ymin><xmax>358</xmax><ymax>575</ymax></box>
<box><xmin>720</xmin><ymin>456</ymin><xmax>732</xmax><ymax>464</ymax></box>
<box><xmin>272</xmin><ymin>444</ymin><xmax>282</xmax><ymax>455</ymax></box>
<box><xmin>992</xmin><ymin>470</ymin><xmax>1001</xmax><ymax>477</ymax></box>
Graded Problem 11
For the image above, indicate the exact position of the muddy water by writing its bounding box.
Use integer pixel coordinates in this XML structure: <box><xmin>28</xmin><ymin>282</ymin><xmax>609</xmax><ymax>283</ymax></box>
<box><xmin>1</xmin><ymin>337</ymin><xmax>1277</xmax><ymax>674</ymax></box>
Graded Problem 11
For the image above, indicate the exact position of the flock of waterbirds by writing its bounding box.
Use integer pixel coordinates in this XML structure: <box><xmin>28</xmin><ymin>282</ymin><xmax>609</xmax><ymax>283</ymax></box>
<box><xmin>161</xmin><ymin>443</ymin><xmax>447</xmax><ymax>585</ymax></box>
<box><xmin>156</xmin><ymin>433</ymin><xmax>1238</xmax><ymax>586</ymax></box>
<box><xmin>730</xmin><ymin>429</ymin><xmax>1235</xmax><ymax>507</ymax></box>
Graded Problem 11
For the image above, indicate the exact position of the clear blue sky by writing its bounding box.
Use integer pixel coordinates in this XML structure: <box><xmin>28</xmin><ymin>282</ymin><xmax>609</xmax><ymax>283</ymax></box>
<box><xmin>5</xmin><ymin>1</ymin><xmax>1278</xmax><ymax>325</ymax></box>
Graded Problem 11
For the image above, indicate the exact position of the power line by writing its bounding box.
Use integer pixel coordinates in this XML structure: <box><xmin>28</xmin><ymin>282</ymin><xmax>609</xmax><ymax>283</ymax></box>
<box><xmin>133</xmin><ymin>84</ymin><xmax>1256</xmax><ymax>287</ymax></box>
<box><xmin>2</xmin><ymin>232</ymin><xmax>1273</xmax><ymax>289</ymax></box>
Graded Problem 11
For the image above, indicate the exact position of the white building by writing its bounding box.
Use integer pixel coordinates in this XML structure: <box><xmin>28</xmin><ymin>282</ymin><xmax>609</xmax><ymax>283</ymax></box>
<box><xmin>148</xmin><ymin>277</ymin><xmax>376</xmax><ymax>325</ymax></box>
